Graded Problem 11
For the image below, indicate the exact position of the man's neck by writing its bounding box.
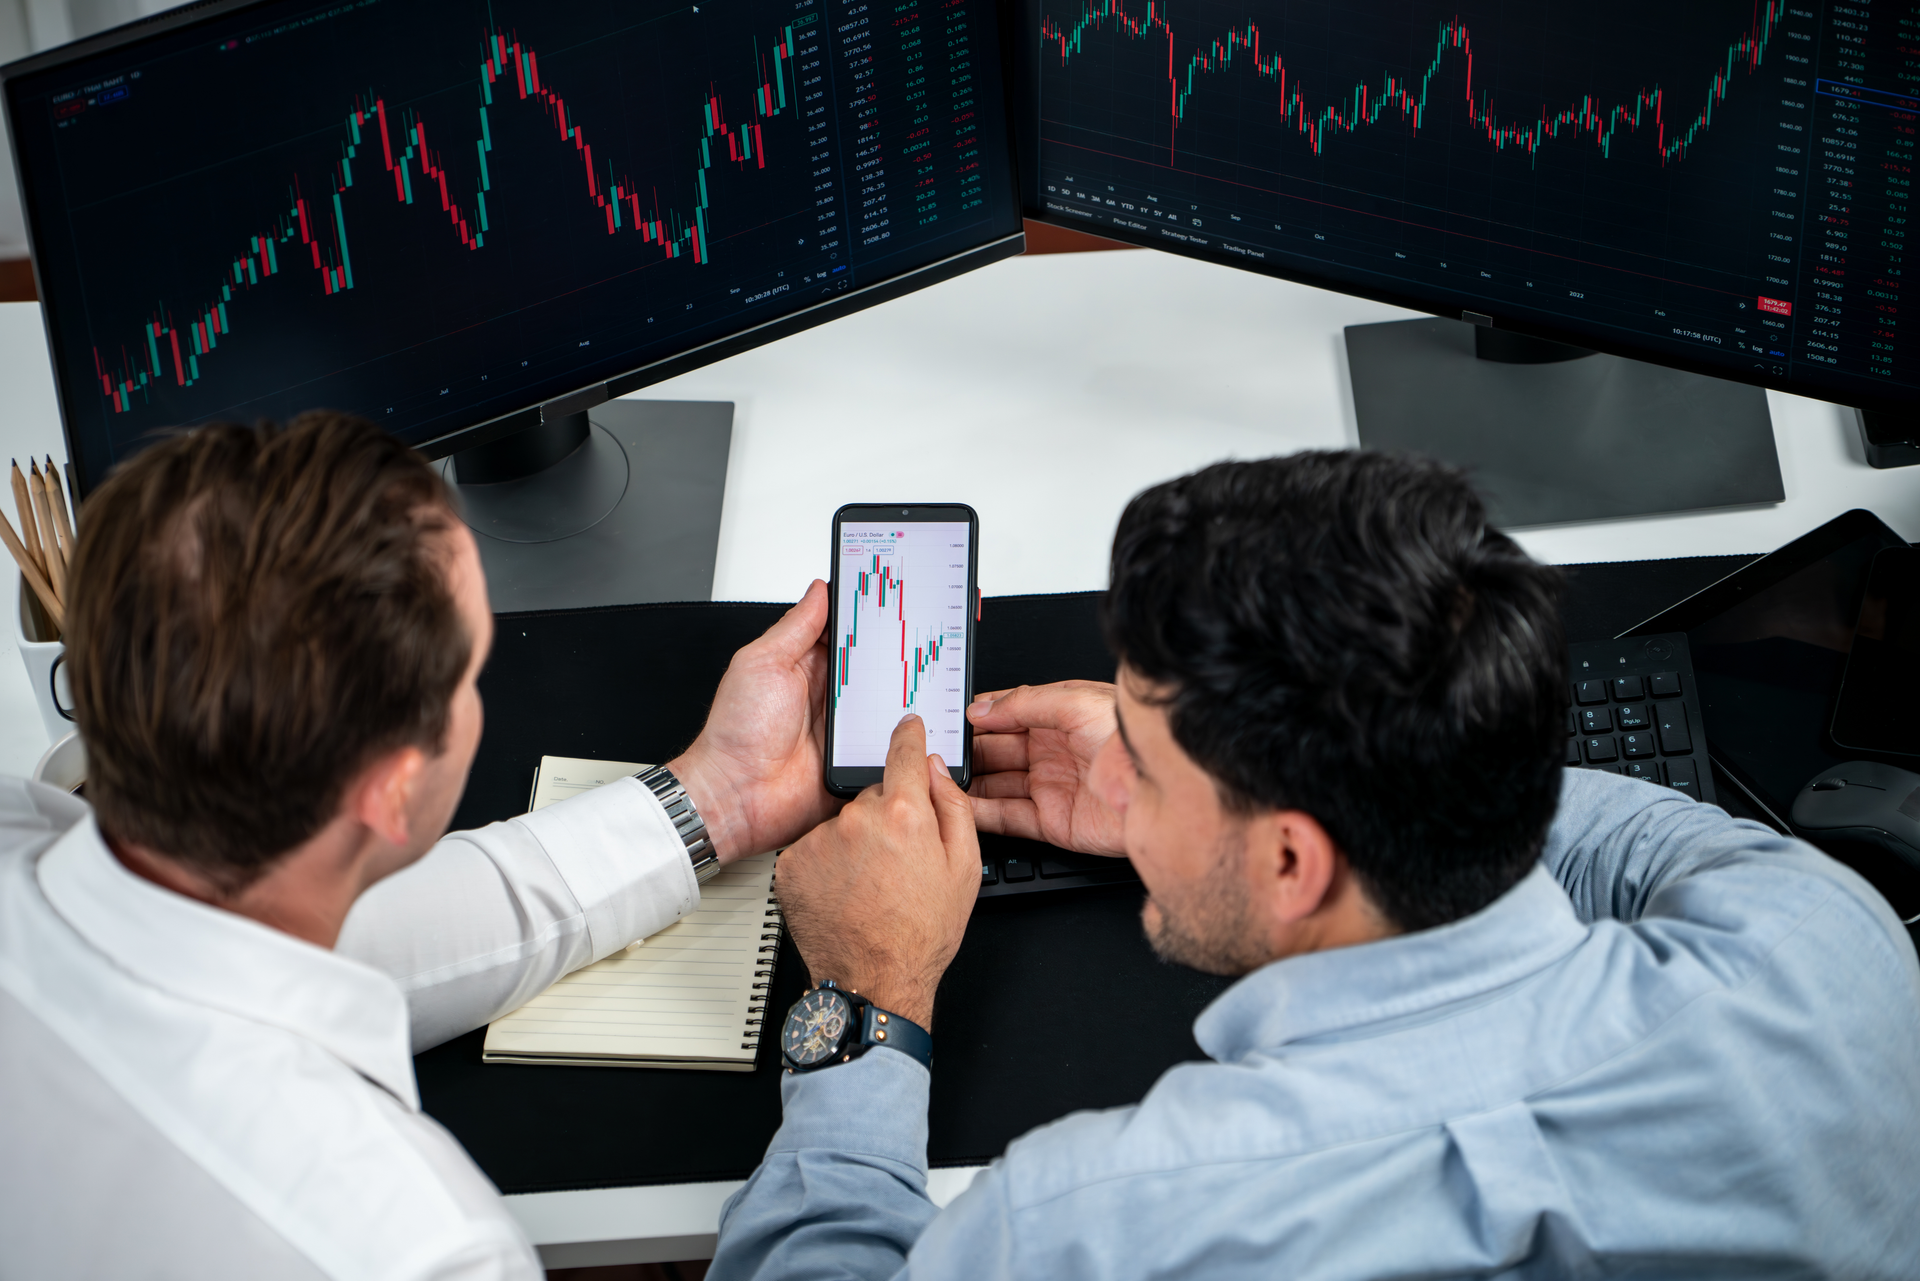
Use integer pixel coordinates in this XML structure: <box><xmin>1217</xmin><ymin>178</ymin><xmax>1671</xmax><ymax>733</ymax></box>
<box><xmin>1275</xmin><ymin>859</ymin><xmax>1399</xmax><ymax>961</ymax></box>
<box><xmin>107</xmin><ymin>817</ymin><xmax>379</xmax><ymax>950</ymax></box>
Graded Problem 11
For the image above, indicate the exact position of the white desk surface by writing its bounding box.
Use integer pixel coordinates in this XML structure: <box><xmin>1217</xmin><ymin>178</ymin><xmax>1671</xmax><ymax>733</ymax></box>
<box><xmin>4</xmin><ymin>248</ymin><xmax>1919</xmax><ymax>1262</ymax></box>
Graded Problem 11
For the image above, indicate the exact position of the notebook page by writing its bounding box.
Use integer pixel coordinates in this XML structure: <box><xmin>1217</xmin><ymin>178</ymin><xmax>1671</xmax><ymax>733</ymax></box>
<box><xmin>484</xmin><ymin>756</ymin><xmax>777</xmax><ymax>1067</ymax></box>
<box><xmin>527</xmin><ymin>756</ymin><xmax>646</xmax><ymax>812</ymax></box>
<box><xmin>483</xmin><ymin>854</ymin><xmax>775</xmax><ymax>1065</ymax></box>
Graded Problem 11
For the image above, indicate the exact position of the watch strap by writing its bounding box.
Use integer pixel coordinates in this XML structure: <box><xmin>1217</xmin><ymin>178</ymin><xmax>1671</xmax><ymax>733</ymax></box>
<box><xmin>860</xmin><ymin>1002</ymin><xmax>932</xmax><ymax>1068</ymax></box>
<box><xmin>633</xmin><ymin>764</ymin><xmax>721</xmax><ymax>884</ymax></box>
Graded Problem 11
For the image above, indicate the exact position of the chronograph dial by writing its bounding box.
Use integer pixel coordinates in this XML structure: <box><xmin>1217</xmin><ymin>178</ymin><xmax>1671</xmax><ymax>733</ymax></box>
<box><xmin>778</xmin><ymin>979</ymin><xmax>933</xmax><ymax>1073</ymax></box>
<box><xmin>781</xmin><ymin>986</ymin><xmax>855</xmax><ymax>1068</ymax></box>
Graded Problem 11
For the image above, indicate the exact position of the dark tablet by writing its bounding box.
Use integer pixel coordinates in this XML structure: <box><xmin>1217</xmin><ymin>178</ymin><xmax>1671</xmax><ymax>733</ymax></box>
<box><xmin>1830</xmin><ymin>547</ymin><xmax>1920</xmax><ymax>760</ymax></box>
<box><xmin>1621</xmin><ymin>509</ymin><xmax>1909</xmax><ymax>830</ymax></box>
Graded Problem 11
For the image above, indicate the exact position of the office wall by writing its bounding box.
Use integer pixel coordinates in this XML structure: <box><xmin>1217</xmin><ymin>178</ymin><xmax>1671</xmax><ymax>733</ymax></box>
<box><xmin>2</xmin><ymin>0</ymin><xmax>77</xmax><ymax>296</ymax></box>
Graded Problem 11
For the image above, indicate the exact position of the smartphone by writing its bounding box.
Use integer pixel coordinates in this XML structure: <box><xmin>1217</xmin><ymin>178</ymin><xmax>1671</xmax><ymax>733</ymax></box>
<box><xmin>824</xmin><ymin>503</ymin><xmax>979</xmax><ymax>799</ymax></box>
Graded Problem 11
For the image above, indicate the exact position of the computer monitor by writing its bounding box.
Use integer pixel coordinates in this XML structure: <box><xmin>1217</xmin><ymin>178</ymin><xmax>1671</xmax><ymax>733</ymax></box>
<box><xmin>1015</xmin><ymin>0</ymin><xmax>1906</xmax><ymax>524</ymax></box>
<box><xmin>3</xmin><ymin>0</ymin><xmax>1024</xmax><ymax>582</ymax></box>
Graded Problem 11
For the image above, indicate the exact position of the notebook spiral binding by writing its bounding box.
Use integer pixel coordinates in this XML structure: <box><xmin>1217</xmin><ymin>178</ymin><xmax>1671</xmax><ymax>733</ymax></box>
<box><xmin>743</xmin><ymin>867</ymin><xmax>784</xmax><ymax>1050</ymax></box>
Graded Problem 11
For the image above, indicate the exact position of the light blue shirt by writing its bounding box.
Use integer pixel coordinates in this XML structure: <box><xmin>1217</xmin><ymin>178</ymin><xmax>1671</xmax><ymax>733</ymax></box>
<box><xmin>713</xmin><ymin>770</ymin><xmax>1920</xmax><ymax>1279</ymax></box>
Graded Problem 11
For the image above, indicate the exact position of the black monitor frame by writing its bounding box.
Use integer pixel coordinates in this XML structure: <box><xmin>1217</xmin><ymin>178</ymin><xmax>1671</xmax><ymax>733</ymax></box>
<box><xmin>3</xmin><ymin>0</ymin><xmax>1027</xmax><ymax>498</ymax></box>
<box><xmin>1006</xmin><ymin>0</ymin><xmax>1910</xmax><ymax>420</ymax></box>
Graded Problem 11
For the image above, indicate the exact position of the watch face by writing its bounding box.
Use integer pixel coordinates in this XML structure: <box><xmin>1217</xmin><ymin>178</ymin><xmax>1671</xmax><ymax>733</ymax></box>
<box><xmin>782</xmin><ymin>988</ymin><xmax>853</xmax><ymax>1068</ymax></box>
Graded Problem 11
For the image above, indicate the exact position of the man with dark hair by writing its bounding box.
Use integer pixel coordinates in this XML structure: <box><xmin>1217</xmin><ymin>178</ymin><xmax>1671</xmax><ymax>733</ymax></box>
<box><xmin>0</xmin><ymin>413</ymin><xmax>842</xmax><ymax>1277</ymax></box>
<box><xmin>713</xmin><ymin>452</ymin><xmax>1920</xmax><ymax>1278</ymax></box>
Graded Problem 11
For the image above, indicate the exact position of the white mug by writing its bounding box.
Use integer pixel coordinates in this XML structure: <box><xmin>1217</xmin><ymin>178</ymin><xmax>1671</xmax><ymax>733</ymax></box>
<box><xmin>32</xmin><ymin>730</ymin><xmax>86</xmax><ymax>795</ymax></box>
<box><xmin>17</xmin><ymin>581</ymin><xmax>75</xmax><ymax>745</ymax></box>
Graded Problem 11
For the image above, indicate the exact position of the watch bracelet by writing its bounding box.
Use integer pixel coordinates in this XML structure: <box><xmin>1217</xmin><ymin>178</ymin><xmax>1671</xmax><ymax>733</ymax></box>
<box><xmin>633</xmin><ymin>764</ymin><xmax>721</xmax><ymax>884</ymax></box>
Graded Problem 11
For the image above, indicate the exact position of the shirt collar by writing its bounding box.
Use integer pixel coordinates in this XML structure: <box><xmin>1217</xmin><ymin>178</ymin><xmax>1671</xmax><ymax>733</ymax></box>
<box><xmin>1194</xmin><ymin>862</ymin><xmax>1587</xmax><ymax>1061</ymax></box>
<box><xmin>35</xmin><ymin>814</ymin><xmax>420</xmax><ymax>1109</ymax></box>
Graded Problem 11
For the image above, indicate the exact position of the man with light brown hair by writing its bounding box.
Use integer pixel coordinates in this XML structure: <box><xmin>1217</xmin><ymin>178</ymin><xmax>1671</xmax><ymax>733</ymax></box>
<box><xmin>0</xmin><ymin>412</ymin><xmax>841</xmax><ymax>1278</ymax></box>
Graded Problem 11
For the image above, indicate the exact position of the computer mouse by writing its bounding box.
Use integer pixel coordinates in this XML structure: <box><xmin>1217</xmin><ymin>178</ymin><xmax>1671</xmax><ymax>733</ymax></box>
<box><xmin>1791</xmin><ymin>761</ymin><xmax>1920</xmax><ymax>872</ymax></box>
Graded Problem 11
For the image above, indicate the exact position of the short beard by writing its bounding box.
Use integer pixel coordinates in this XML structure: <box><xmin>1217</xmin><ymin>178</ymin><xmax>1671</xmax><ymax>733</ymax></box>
<box><xmin>1141</xmin><ymin>825</ymin><xmax>1272</xmax><ymax>977</ymax></box>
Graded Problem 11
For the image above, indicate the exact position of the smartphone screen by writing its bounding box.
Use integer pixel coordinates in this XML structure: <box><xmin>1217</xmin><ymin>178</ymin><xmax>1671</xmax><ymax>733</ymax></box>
<box><xmin>826</xmin><ymin>504</ymin><xmax>977</xmax><ymax>795</ymax></box>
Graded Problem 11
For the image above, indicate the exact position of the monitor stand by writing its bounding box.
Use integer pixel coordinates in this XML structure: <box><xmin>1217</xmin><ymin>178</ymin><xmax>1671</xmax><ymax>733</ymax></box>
<box><xmin>1853</xmin><ymin>408</ymin><xmax>1920</xmax><ymax>469</ymax></box>
<box><xmin>1344</xmin><ymin>318</ymin><xmax>1784</xmax><ymax>528</ymax></box>
<box><xmin>440</xmin><ymin>399</ymin><xmax>732</xmax><ymax>612</ymax></box>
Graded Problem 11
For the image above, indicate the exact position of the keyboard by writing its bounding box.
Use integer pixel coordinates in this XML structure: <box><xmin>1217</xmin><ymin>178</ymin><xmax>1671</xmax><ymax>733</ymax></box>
<box><xmin>978</xmin><ymin>834</ymin><xmax>1138</xmax><ymax>898</ymax></box>
<box><xmin>1565</xmin><ymin>632</ymin><xmax>1717</xmax><ymax>805</ymax></box>
<box><xmin>978</xmin><ymin>632</ymin><xmax>1716</xmax><ymax>899</ymax></box>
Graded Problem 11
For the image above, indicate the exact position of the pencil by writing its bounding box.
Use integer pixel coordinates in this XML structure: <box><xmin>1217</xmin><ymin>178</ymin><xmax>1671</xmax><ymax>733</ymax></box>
<box><xmin>0</xmin><ymin>507</ymin><xmax>64</xmax><ymax>632</ymax></box>
<box><xmin>41</xmin><ymin>456</ymin><xmax>75</xmax><ymax>570</ymax></box>
<box><xmin>28</xmin><ymin>459</ymin><xmax>65</xmax><ymax>607</ymax></box>
<box><xmin>9</xmin><ymin>460</ymin><xmax>45</xmax><ymax>579</ymax></box>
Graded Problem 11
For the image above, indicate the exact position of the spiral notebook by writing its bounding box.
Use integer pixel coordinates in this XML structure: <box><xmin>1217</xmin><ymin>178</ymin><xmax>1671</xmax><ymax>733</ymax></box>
<box><xmin>480</xmin><ymin>756</ymin><xmax>781</xmax><ymax>1071</ymax></box>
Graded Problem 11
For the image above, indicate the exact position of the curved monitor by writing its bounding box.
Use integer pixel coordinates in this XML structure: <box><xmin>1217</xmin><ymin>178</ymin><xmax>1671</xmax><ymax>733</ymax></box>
<box><xmin>1014</xmin><ymin>0</ymin><xmax>1913</xmax><ymax>416</ymax></box>
<box><xmin>4</xmin><ymin>0</ymin><xmax>1025</xmax><ymax>496</ymax></box>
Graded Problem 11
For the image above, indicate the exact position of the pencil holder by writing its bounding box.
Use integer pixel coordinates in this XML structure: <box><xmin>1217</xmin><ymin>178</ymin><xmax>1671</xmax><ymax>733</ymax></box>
<box><xmin>16</xmin><ymin>579</ymin><xmax>73</xmax><ymax>746</ymax></box>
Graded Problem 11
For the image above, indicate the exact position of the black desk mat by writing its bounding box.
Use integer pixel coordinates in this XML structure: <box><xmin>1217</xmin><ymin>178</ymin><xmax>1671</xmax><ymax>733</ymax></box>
<box><xmin>419</xmin><ymin>555</ymin><xmax>1755</xmax><ymax>1194</ymax></box>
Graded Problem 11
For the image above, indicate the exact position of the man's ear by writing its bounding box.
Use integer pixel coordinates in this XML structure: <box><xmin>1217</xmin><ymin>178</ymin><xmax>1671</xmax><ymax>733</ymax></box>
<box><xmin>347</xmin><ymin>746</ymin><xmax>428</xmax><ymax>849</ymax></box>
<box><xmin>1248</xmin><ymin>808</ymin><xmax>1342</xmax><ymax>925</ymax></box>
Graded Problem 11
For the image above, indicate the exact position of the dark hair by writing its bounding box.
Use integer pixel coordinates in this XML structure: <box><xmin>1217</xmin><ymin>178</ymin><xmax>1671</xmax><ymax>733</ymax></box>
<box><xmin>1104</xmin><ymin>452</ymin><xmax>1566</xmax><ymax>933</ymax></box>
<box><xmin>66</xmin><ymin>412</ymin><xmax>469</xmax><ymax>892</ymax></box>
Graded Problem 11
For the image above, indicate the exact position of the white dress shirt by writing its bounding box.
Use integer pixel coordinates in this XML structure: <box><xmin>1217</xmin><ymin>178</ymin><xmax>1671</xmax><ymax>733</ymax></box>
<box><xmin>0</xmin><ymin>772</ymin><xmax>699</xmax><ymax>1280</ymax></box>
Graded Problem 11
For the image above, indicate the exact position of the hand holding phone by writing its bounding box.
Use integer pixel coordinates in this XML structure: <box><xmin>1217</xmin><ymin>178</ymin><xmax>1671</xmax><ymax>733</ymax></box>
<box><xmin>824</xmin><ymin>504</ymin><xmax>978</xmax><ymax>798</ymax></box>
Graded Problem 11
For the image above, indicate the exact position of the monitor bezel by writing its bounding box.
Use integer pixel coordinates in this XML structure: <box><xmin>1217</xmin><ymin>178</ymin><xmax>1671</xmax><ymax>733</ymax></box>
<box><xmin>1004</xmin><ymin>0</ymin><xmax>1907</xmax><ymax>419</ymax></box>
<box><xmin>3</xmin><ymin>0</ymin><xmax>1029</xmax><ymax>497</ymax></box>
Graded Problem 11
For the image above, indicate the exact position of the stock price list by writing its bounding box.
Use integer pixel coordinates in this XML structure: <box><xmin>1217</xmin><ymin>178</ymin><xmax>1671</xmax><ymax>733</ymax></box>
<box><xmin>833</xmin><ymin>0</ymin><xmax>989</xmax><ymax>252</ymax></box>
<box><xmin>1790</xmin><ymin>0</ymin><xmax>1920</xmax><ymax>396</ymax></box>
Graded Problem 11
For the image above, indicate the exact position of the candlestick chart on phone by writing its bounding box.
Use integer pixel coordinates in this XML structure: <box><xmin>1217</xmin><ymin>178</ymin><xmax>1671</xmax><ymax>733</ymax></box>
<box><xmin>81</xmin><ymin>9</ymin><xmax>811</xmax><ymax>416</ymax></box>
<box><xmin>832</xmin><ymin>525</ymin><xmax>971</xmax><ymax>766</ymax></box>
<box><xmin>835</xmin><ymin>556</ymin><xmax>954</xmax><ymax>713</ymax></box>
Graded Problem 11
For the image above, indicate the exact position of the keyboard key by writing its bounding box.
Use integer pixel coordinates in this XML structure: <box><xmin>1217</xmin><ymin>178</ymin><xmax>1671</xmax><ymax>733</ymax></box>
<box><xmin>1584</xmin><ymin>736</ymin><xmax>1619</xmax><ymax>764</ymax></box>
<box><xmin>1568</xmin><ymin>709</ymin><xmax>1577</xmax><ymax>737</ymax></box>
<box><xmin>981</xmin><ymin>861</ymin><xmax>998</xmax><ymax>887</ymax></box>
<box><xmin>1623</xmin><ymin>760</ymin><xmax>1662</xmax><ymax>784</ymax></box>
<box><xmin>1665</xmin><ymin>758</ymin><xmax>1700</xmax><ymax>798</ymax></box>
<box><xmin>1621</xmin><ymin>732</ymin><xmax>1656</xmax><ymax>759</ymax></box>
<box><xmin>1657</xmin><ymin>705</ymin><xmax>1693</xmax><ymax>754</ymax></box>
<box><xmin>1574</xmin><ymin>679</ymin><xmax>1610</xmax><ymax>705</ymax></box>
<box><xmin>1565</xmin><ymin>738</ymin><xmax>1581</xmax><ymax>766</ymax></box>
<box><xmin>1579</xmin><ymin>707</ymin><xmax>1613</xmax><ymax>735</ymax></box>
<box><xmin>1615</xmin><ymin>704</ymin><xmax>1649</xmax><ymax>730</ymax></box>
<box><xmin>1041</xmin><ymin>850</ymin><xmax>1119</xmax><ymax>879</ymax></box>
<box><xmin>1002</xmin><ymin>856</ymin><xmax>1035</xmax><ymax>882</ymax></box>
<box><xmin>1650</xmin><ymin>672</ymin><xmax>1682</xmax><ymax>698</ymax></box>
<box><xmin>1611</xmin><ymin>675</ymin><xmax>1645</xmax><ymax>701</ymax></box>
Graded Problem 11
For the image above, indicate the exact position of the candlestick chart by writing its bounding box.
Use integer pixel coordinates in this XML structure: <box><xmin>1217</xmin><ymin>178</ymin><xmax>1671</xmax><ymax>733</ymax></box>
<box><xmin>1040</xmin><ymin>0</ymin><xmax>1784</xmax><ymax>164</ymax></box>
<box><xmin>1029</xmin><ymin>0</ymin><xmax>1824</xmax><ymax>388</ymax></box>
<box><xmin>11</xmin><ymin>0</ymin><xmax>1022</xmax><ymax>498</ymax></box>
<box><xmin>832</xmin><ymin>524</ymin><xmax>971</xmax><ymax>767</ymax></box>
<box><xmin>86</xmin><ymin>19</ymin><xmax>806</xmax><ymax>416</ymax></box>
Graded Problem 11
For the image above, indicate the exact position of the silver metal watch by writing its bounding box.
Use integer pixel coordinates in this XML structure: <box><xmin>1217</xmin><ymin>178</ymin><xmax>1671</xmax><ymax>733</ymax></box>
<box><xmin>633</xmin><ymin>764</ymin><xmax>721</xmax><ymax>884</ymax></box>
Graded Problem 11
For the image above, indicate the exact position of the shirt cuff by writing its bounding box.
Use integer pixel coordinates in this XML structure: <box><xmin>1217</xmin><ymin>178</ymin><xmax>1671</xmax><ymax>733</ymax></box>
<box><xmin>772</xmin><ymin>1044</ymin><xmax>932</xmax><ymax>1173</ymax></box>
<box><xmin>513</xmin><ymin>775</ymin><xmax>700</xmax><ymax>957</ymax></box>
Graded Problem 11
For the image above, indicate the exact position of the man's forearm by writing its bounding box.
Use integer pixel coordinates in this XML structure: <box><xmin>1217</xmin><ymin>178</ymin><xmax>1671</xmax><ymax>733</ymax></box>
<box><xmin>1542</xmin><ymin>769</ymin><xmax>1820</xmax><ymax>924</ymax></box>
<box><xmin>711</xmin><ymin>1051</ymin><xmax>937</xmax><ymax>1281</ymax></box>
<box><xmin>337</xmin><ymin>777</ymin><xmax>700</xmax><ymax>1050</ymax></box>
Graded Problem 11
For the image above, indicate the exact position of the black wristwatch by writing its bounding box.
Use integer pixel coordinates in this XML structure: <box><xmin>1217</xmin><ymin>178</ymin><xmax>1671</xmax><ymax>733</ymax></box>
<box><xmin>779</xmin><ymin>980</ymin><xmax>933</xmax><ymax>1073</ymax></box>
